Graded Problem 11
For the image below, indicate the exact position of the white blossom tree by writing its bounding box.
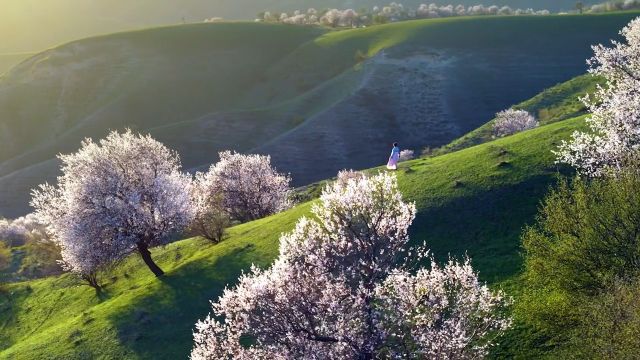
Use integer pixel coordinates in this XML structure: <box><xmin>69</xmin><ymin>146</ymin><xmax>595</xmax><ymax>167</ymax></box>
<box><xmin>335</xmin><ymin>169</ymin><xmax>366</xmax><ymax>187</ymax></box>
<box><xmin>321</xmin><ymin>9</ymin><xmax>342</xmax><ymax>27</ymax></box>
<box><xmin>191</xmin><ymin>172</ymin><xmax>231</xmax><ymax>243</ymax></box>
<box><xmin>31</xmin><ymin>130</ymin><xmax>195</xmax><ymax>286</ymax></box>
<box><xmin>204</xmin><ymin>151</ymin><xmax>292</xmax><ymax>223</ymax></box>
<box><xmin>555</xmin><ymin>17</ymin><xmax>640</xmax><ymax>177</ymax></box>
<box><xmin>258</xmin><ymin>3</ymin><xmax>551</xmax><ymax>28</ymax></box>
<box><xmin>0</xmin><ymin>214</ymin><xmax>51</xmax><ymax>246</ymax></box>
<box><xmin>191</xmin><ymin>173</ymin><xmax>510</xmax><ymax>359</ymax></box>
<box><xmin>340</xmin><ymin>9</ymin><xmax>358</xmax><ymax>27</ymax></box>
<box><xmin>492</xmin><ymin>109</ymin><xmax>538</xmax><ymax>137</ymax></box>
<box><xmin>399</xmin><ymin>149</ymin><xmax>415</xmax><ymax>161</ymax></box>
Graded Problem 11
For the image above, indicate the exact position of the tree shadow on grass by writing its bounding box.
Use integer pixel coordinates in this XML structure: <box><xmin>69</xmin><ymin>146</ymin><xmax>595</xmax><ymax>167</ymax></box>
<box><xmin>408</xmin><ymin>174</ymin><xmax>565</xmax><ymax>284</ymax></box>
<box><xmin>108</xmin><ymin>243</ymin><xmax>263</xmax><ymax>359</ymax></box>
<box><xmin>107</xmin><ymin>171</ymin><xmax>571</xmax><ymax>358</ymax></box>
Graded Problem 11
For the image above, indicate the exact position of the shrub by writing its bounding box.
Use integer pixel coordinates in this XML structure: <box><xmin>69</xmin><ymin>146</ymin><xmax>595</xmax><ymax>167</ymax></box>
<box><xmin>335</xmin><ymin>169</ymin><xmax>366</xmax><ymax>187</ymax></box>
<box><xmin>519</xmin><ymin>170</ymin><xmax>640</xmax><ymax>350</ymax></box>
<box><xmin>492</xmin><ymin>109</ymin><xmax>538</xmax><ymax>137</ymax></box>
<box><xmin>399</xmin><ymin>149</ymin><xmax>415</xmax><ymax>161</ymax></box>
<box><xmin>0</xmin><ymin>214</ymin><xmax>49</xmax><ymax>246</ymax></box>
<box><xmin>567</xmin><ymin>277</ymin><xmax>640</xmax><ymax>358</ymax></box>
<box><xmin>19</xmin><ymin>237</ymin><xmax>63</xmax><ymax>278</ymax></box>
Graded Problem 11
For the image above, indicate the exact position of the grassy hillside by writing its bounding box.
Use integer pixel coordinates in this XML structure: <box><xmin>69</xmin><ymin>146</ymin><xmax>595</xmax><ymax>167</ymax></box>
<box><xmin>442</xmin><ymin>73</ymin><xmax>601</xmax><ymax>153</ymax></box>
<box><xmin>0</xmin><ymin>113</ymin><xmax>584</xmax><ymax>359</ymax></box>
<box><xmin>0</xmin><ymin>0</ymin><xmax>584</xmax><ymax>53</ymax></box>
<box><xmin>2</xmin><ymin>13</ymin><xmax>638</xmax><ymax>218</ymax></box>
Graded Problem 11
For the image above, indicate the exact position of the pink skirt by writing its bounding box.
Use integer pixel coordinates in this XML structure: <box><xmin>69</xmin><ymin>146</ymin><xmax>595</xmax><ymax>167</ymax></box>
<box><xmin>387</xmin><ymin>154</ymin><xmax>399</xmax><ymax>170</ymax></box>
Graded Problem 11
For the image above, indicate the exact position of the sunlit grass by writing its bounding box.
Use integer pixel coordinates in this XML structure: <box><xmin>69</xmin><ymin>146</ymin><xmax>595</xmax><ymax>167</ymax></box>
<box><xmin>0</xmin><ymin>115</ymin><xmax>584</xmax><ymax>359</ymax></box>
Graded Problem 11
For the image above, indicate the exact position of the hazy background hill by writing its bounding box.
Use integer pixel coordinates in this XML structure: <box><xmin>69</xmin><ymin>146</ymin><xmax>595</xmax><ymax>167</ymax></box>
<box><xmin>0</xmin><ymin>12</ymin><xmax>638</xmax><ymax>218</ymax></box>
<box><xmin>1</xmin><ymin>0</ymin><xmax>584</xmax><ymax>53</ymax></box>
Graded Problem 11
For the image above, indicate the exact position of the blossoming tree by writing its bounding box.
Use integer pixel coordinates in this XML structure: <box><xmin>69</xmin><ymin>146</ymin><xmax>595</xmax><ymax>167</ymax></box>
<box><xmin>555</xmin><ymin>17</ymin><xmax>640</xmax><ymax>176</ymax></box>
<box><xmin>31</xmin><ymin>130</ymin><xmax>195</xmax><ymax>286</ymax></box>
<box><xmin>492</xmin><ymin>109</ymin><xmax>538</xmax><ymax>137</ymax></box>
<box><xmin>191</xmin><ymin>173</ymin><xmax>510</xmax><ymax>359</ymax></box>
<box><xmin>202</xmin><ymin>151</ymin><xmax>292</xmax><ymax>223</ymax></box>
<box><xmin>399</xmin><ymin>149</ymin><xmax>415</xmax><ymax>161</ymax></box>
<box><xmin>191</xmin><ymin>172</ymin><xmax>231</xmax><ymax>243</ymax></box>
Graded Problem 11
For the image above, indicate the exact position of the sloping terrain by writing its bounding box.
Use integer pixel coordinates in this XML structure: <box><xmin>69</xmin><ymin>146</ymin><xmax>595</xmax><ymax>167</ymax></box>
<box><xmin>1</xmin><ymin>13</ymin><xmax>637</xmax><ymax>218</ymax></box>
<box><xmin>442</xmin><ymin>73</ymin><xmax>601</xmax><ymax>153</ymax></box>
<box><xmin>0</xmin><ymin>111</ymin><xmax>585</xmax><ymax>359</ymax></box>
<box><xmin>0</xmin><ymin>0</ymin><xmax>586</xmax><ymax>53</ymax></box>
<box><xmin>0</xmin><ymin>53</ymin><xmax>33</xmax><ymax>76</ymax></box>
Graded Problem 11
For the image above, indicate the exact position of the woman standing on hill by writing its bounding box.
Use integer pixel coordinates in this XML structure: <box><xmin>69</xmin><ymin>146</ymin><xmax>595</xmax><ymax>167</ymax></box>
<box><xmin>387</xmin><ymin>142</ymin><xmax>401</xmax><ymax>170</ymax></box>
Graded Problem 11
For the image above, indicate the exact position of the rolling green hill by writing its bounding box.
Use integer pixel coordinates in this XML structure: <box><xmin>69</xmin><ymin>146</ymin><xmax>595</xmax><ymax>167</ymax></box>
<box><xmin>441</xmin><ymin>73</ymin><xmax>602</xmax><ymax>154</ymax></box>
<box><xmin>0</xmin><ymin>1</ymin><xmax>586</xmax><ymax>54</ymax></box>
<box><xmin>1</xmin><ymin>12</ymin><xmax>638</xmax><ymax>218</ymax></box>
<box><xmin>0</xmin><ymin>107</ymin><xmax>585</xmax><ymax>358</ymax></box>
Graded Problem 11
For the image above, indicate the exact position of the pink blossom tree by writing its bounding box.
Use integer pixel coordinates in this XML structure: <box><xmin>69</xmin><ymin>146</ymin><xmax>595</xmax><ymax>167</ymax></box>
<box><xmin>191</xmin><ymin>173</ymin><xmax>510</xmax><ymax>359</ymax></box>
<box><xmin>31</xmin><ymin>130</ymin><xmax>195</xmax><ymax>286</ymax></box>
<box><xmin>492</xmin><ymin>109</ymin><xmax>538</xmax><ymax>137</ymax></box>
<box><xmin>555</xmin><ymin>17</ymin><xmax>640</xmax><ymax>177</ymax></box>
<box><xmin>203</xmin><ymin>151</ymin><xmax>292</xmax><ymax>223</ymax></box>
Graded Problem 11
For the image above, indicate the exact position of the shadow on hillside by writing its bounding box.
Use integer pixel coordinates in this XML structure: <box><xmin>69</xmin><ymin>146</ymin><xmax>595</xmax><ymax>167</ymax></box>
<box><xmin>408</xmin><ymin>172</ymin><xmax>571</xmax><ymax>284</ymax></box>
<box><xmin>0</xmin><ymin>286</ymin><xmax>27</xmax><ymax>350</ymax></box>
<box><xmin>107</xmin><ymin>243</ymin><xmax>261</xmax><ymax>359</ymax></box>
<box><xmin>105</xmin><ymin>167</ymin><xmax>572</xmax><ymax>358</ymax></box>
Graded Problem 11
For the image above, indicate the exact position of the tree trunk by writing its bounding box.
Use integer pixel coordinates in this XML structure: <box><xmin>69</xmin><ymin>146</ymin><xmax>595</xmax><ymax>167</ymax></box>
<box><xmin>82</xmin><ymin>272</ymin><xmax>101</xmax><ymax>290</ymax></box>
<box><xmin>137</xmin><ymin>241</ymin><xmax>164</xmax><ymax>277</ymax></box>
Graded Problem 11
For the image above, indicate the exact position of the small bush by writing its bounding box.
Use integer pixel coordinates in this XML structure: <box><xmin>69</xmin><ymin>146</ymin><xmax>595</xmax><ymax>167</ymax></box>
<box><xmin>493</xmin><ymin>109</ymin><xmax>538</xmax><ymax>137</ymax></box>
<box><xmin>19</xmin><ymin>238</ymin><xmax>63</xmax><ymax>278</ymax></box>
<box><xmin>399</xmin><ymin>149</ymin><xmax>415</xmax><ymax>161</ymax></box>
<box><xmin>335</xmin><ymin>169</ymin><xmax>366</xmax><ymax>186</ymax></box>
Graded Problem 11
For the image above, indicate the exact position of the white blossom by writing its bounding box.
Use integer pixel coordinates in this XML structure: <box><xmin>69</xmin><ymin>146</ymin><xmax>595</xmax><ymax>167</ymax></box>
<box><xmin>321</xmin><ymin>9</ymin><xmax>342</xmax><ymax>27</ymax></box>
<box><xmin>340</xmin><ymin>9</ymin><xmax>359</xmax><ymax>27</ymax></box>
<box><xmin>335</xmin><ymin>169</ymin><xmax>367</xmax><ymax>187</ymax></box>
<box><xmin>0</xmin><ymin>214</ymin><xmax>50</xmax><ymax>246</ymax></box>
<box><xmin>258</xmin><ymin>3</ymin><xmax>550</xmax><ymax>28</ymax></box>
<box><xmin>191</xmin><ymin>172</ymin><xmax>230</xmax><ymax>243</ymax></box>
<box><xmin>555</xmin><ymin>17</ymin><xmax>640</xmax><ymax>177</ymax></box>
<box><xmin>399</xmin><ymin>149</ymin><xmax>415</xmax><ymax>161</ymax></box>
<box><xmin>191</xmin><ymin>173</ymin><xmax>510</xmax><ymax>359</ymax></box>
<box><xmin>30</xmin><ymin>130</ymin><xmax>195</xmax><ymax>285</ymax></box>
<box><xmin>204</xmin><ymin>151</ymin><xmax>292</xmax><ymax>223</ymax></box>
<box><xmin>493</xmin><ymin>109</ymin><xmax>538</xmax><ymax>137</ymax></box>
